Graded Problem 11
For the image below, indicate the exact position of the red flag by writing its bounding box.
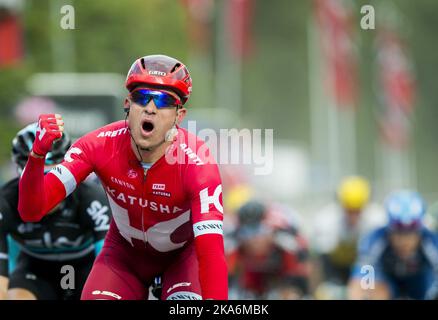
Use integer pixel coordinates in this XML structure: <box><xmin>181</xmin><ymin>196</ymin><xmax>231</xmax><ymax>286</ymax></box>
<box><xmin>0</xmin><ymin>12</ymin><xmax>23</xmax><ymax>67</ymax></box>
<box><xmin>225</xmin><ymin>0</ymin><xmax>254</xmax><ymax>60</ymax></box>
<box><xmin>377</xmin><ymin>25</ymin><xmax>416</xmax><ymax>149</ymax></box>
<box><xmin>181</xmin><ymin>0</ymin><xmax>214</xmax><ymax>54</ymax></box>
<box><xmin>378</xmin><ymin>29</ymin><xmax>415</xmax><ymax>114</ymax></box>
<box><xmin>314</xmin><ymin>0</ymin><xmax>358</xmax><ymax>108</ymax></box>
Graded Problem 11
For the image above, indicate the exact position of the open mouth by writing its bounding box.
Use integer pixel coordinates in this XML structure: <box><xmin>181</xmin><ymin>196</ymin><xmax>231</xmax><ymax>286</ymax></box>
<box><xmin>141</xmin><ymin>119</ymin><xmax>155</xmax><ymax>136</ymax></box>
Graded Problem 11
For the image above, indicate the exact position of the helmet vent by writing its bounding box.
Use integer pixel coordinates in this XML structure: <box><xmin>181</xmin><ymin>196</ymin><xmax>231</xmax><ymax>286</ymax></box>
<box><xmin>170</xmin><ymin>63</ymin><xmax>181</xmax><ymax>73</ymax></box>
<box><xmin>140</xmin><ymin>58</ymin><xmax>146</xmax><ymax>70</ymax></box>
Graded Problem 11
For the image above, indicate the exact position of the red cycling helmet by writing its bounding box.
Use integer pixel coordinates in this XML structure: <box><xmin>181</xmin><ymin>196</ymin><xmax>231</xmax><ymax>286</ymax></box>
<box><xmin>125</xmin><ymin>54</ymin><xmax>192</xmax><ymax>105</ymax></box>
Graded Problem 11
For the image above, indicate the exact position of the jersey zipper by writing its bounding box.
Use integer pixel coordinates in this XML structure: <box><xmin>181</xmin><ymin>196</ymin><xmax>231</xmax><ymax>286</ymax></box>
<box><xmin>141</xmin><ymin>167</ymin><xmax>148</xmax><ymax>248</ymax></box>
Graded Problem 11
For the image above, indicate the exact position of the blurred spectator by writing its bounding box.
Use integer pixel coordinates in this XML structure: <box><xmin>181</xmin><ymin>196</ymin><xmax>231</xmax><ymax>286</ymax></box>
<box><xmin>348</xmin><ymin>190</ymin><xmax>438</xmax><ymax>300</ymax></box>
<box><xmin>311</xmin><ymin>176</ymin><xmax>386</xmax><ymax>299</ymax></box>
<box><xmin>226</xmin><ymin>200</ymin><xmax>311</xmax><ymax>299</ymax></box>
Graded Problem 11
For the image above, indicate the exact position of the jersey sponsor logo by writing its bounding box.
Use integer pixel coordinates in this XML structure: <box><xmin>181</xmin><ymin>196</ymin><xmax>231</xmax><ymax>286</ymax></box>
<box><xmin>166</xmin><ymin>291</ymin><xmax>202</xmax><ymax>300</ymax></box>
<box><xmin>61</xmin><ymin>208</ymin><xmax>74</xmax><ymax>218</ymax></box>
<box><xmin>54</xmin><ymin>222</ymin><xmax>80</xmax><ymax>228</ymax></box>
<box><xmin>111</xmin><ymin>176</ymin><xmax>136</xmax><ymax>190</ymax></box>
<box><xmin>91</xmin><ymin>290</ymin><xmax>122</xmax><ymax>300</ymax></box>
<box><xmin>180</xmin><ymin>143</ymin><xmax>204</xmax><ymax>166</ymax></box>
<box><xmin>106</xmin><ymin>187</ymin><xmax>182</xmax><ymax>214</ymax></box>
<box><xmin>86</xmin><ymin>200</ymin><xmax>110</xmax><ymax>232</ymax></box>
<box><xmin>64</xmin><ymin>147</ymin><xmax>82</xmax><ymax>162</ymax></box>
<box><xmin>152</xmin><ymin>183</ymin><xmax>170</xmax><ymax>197</ymax></box>
<box><xmin>107</xmin><ymin>196</ymin><xmax>191</xmax><ymax>252</ymax></box>
<box><xmin>152</xmin><ymin>191</ymin><xmax>171</xmax><ymax>198</ymax></box>
<box><xmin>17</xmin><ymin>223</ymin><xmax>42</xmax><ymax>234</ymax></box>
<box><xmin>152</xmin><ymin>183</ymin><xmax>166</xmax><ymax>191</ymax></box>
<box><xmin>167</xmin><ymin>282</ymin><xmax>191</xmax><ymax>294</ymax></box>
<box><xmin>199</xmin><ymin>185</ymin><xmax>223</xmax><ymax>214</ymax></box>
<box><xmin>49</xmin><ymin>164</ymin><xmax>77</xmax><ymax>196</ymax></box>
<box><xmin>193</xmin><ymin>220</ymin><xmax>223</xmax><ymax>237</ymax></box>
<box><xmin>24</xmin><ymin>233</ymin><xmax>85</xmax><ymax>250</ymax></box>
<box><xmin>127</xmin><ymin>169</ymin><xmax>138</xmax><ymax>179</ymax></box>
<box><xmin>97</xmin><ymin>128</ymin><xmax>128</xmax><ymax>138</ymax></box>
<box><xmin>148</xmin><ymin>70</ymin><xmax>167</xmax><ymax>76</ymax></box>
<box><xmin>25</xmin><ymin>273</ymin><xmax>37</xmax><ymax>280</ymax></box>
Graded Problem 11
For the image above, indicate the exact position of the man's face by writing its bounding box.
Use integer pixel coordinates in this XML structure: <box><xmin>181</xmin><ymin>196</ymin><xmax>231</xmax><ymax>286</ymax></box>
<box><xmin>127</xmin><ymin>87</ymin><xmax>186</xmax><ymax>151</ymax></box>
<box><xmin>389</xmin><ymin>230</ymin><xmax>421</xmax><ymax>260</ymax></box>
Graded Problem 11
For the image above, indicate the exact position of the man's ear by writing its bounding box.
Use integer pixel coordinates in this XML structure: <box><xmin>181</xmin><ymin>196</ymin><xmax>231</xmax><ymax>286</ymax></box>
<box><xmin>124</xmin><ymin>98</ymin><xmax>131</xmax><ymax>113</ymax></box>
<box><xmin>176</xmin><ymin>107</ymin><xmax>187</xmax><ymax>124</ymax></box>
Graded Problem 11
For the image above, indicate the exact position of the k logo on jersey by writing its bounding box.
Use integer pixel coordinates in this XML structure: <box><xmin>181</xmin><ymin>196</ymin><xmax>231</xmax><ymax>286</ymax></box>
<box><xmin>199</xmin><ymin>185</ymin><xmax>223</xmax><ymax>214</ymax></box>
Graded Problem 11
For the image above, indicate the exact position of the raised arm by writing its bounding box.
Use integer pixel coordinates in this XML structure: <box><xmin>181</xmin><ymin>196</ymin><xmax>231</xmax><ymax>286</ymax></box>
<box><xmin>18</xmin><ymin>114</ymin><xmax>94</xmax><ymax>222</ymax></box>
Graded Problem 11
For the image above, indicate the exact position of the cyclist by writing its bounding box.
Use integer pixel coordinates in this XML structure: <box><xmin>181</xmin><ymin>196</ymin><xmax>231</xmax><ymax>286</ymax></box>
<box><xmin>18</xmin><ymin>54</ymin><xmax>228</xmax><ymax>300</ymax></box>
<box><xmin>227</xmin><ymin>200</ymin><xmax>310</xmax><ymax>299</ymax></box>
<box><xmin>311</xmin><ymin>176</ymin><xmax>386</xmax><ymax>295</ymax></box>
<box><xmin>347</xmin><ymin>190</ymin><xmax>438</xmax><ymax>300</ymax></box>
<box><xmin>0</xmin><ymin>123</ymin><xmax>111</xmax><ymax>300</ymax></box>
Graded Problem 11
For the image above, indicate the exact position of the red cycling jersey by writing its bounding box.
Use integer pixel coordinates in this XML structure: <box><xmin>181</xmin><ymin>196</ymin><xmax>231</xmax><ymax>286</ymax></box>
<box><xmin>18</xmin><ymin>120</ymin><xmax>227</xmax><ymax>299</ymax></box>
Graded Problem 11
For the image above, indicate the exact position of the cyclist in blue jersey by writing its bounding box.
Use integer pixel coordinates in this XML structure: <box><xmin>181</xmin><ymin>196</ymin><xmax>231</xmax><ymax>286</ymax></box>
<box><xmin>347</xmin><ymin>190</ymin><xmax>438</xmax><ymax>300</ymax></box>
<box><xmin>0</xmin><ymin>123</ymin><xmax>112</xmax><ymax>300</ymax></box>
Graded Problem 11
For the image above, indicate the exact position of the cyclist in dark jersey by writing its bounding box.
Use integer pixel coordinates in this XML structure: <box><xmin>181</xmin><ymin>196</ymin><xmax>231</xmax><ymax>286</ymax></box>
<box><xmin>0</xmin><ymin>123</ymin><xmax>112</xmax><ymax>300</ymax></box>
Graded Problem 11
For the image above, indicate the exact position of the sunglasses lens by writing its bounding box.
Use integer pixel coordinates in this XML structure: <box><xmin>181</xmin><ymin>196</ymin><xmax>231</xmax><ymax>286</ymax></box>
<box><xmin>131</xmin><ymin>89</ymin><xmax>180</xmax><ymax>108</ymax></box>
<box><xmin>131</xmin><ymin>90</ymin><xmax>152</xmax><ymax>106</ymax></box>
<box><xmin>154</xmin><ymin>94</ymin><xmax>178</xmax><ymax>108</ymax></box>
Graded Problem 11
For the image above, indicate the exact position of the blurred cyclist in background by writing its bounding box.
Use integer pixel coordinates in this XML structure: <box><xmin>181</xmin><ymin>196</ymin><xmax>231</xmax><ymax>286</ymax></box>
<box><xmin>0</xmin><ymin>123</ymin><xmax>111</xmax><ymax>300</ymax></box>
<box><xmin>227</xmin><ymin>200</ymin><xmax>311</xmax><ymax>299</ymax></box>
<box><xmin>311</xmin><ymin>176</ymin><xmax>386</xmax><ymax>299</ymax></box>
<box><xmin>348</xmin><ymin>190</ymin><xmax>438</xmax><ymax>300</ymax></box>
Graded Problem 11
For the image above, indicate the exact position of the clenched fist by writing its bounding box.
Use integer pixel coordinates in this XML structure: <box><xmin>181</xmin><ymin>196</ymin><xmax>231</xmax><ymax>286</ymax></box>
<box><xmin>32</xmin><ymin>114</ymin><xmax>64</xmax><ymax>157</ymax></box>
